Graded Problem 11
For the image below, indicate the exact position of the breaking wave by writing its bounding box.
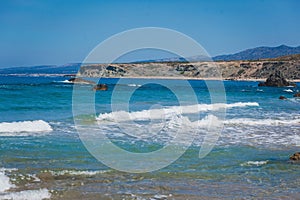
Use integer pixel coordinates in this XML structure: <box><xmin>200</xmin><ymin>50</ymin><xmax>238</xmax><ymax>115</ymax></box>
<box><xmin>97</xmin><ymin>102</ymin><xmax>259</xmax><ymax>122</ymax></box>
<box><xmin>0</xmin><ymin>189</ymin><xmax>51</xmax><ymax>200</ymax></box>
<box><xmin>0</xmin><ymin>168</ymin><xmax>15</xmax><ymax>193</ymax></box>
<box><xmin>241</xmin><ymin>160</ymin><xmax>269</xmax><ymax>167</ymax></box>
<box><xmin>45</xmin><ymin>169</ymin><xmax>110</xmax><ymax>176</ymax></box>
<box><xmin>0</xmin><ymin>120</ymin><xmax>52</xmax><ymax>135</ymax></box>
<box><xmin>127</xmin><ymin>84</ymin><xmax>142</xmax><ymax>87</ymax></box>
<box><xmin>0</xmin><ymin>168</ymin><xmax>51</xmax><ymax>199</ymax></box>
<box><xmin>225</xmin><ymin>118</ymin><xmax>300</xmax><ymax>126</ymax></box>
<box><xmin>58</xmin><ymin>80</ymin><xmax>72</xmax><ymax>83</ymax></box>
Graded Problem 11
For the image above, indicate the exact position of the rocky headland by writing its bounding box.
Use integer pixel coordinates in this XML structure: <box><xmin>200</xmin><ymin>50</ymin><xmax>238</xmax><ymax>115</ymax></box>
<box><xmin>77</xmin><ymin>54</ymin><xmax>300</xmax><ymax>81</ymax></box>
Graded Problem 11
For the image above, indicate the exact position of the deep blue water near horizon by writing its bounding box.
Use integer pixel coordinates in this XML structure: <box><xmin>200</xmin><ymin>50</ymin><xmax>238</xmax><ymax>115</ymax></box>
<box><xmin>1</xmin><ymin>74</ymin><xmax>300</xmax><ymax>199</ymax></box>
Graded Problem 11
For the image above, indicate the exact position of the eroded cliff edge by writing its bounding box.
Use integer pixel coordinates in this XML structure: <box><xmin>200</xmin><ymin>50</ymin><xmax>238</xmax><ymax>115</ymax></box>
<box><xmin>77</xmin><ymin>54</ymin><xmax>300</xmax><ymax>80</ymax></box>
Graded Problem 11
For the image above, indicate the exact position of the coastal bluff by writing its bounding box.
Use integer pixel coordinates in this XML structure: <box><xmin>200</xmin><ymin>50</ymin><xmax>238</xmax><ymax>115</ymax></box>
<box><xmin>77</xmin><ymin>54</ymin><xmax>300</xmax><ymax>80</ymax></box>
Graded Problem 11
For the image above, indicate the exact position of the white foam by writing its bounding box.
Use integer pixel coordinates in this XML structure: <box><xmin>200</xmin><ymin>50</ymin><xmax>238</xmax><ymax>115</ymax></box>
<box><xmin>241</xmin><ymin>160</ymin><xmax>268</xmax><ymax>166</ymax></box>
<box><xmin>0</xmin><ymin>168</ymin><xmax>50</xmax><ymax>199</ymax></box>
<box><xmin>293</xmin><ymin>135</ymin><xmax>300</xmax><ymax>146</ymax></box>
<box><xmin>97</xmin><ymin>102</ymin><xmax>259</xmax><ymax>122</ymax></box>
<box><xmin>0</xmin><ymin>120</ymin><xmax>52</xmax><ymax>135</ymax></box>
<box><xmin>241</xmin><ymin>89</ymin><xmax>251</xmax><ymax>92</ymax></box>
<box><xmin>0</xmin><ymin>168</ymin><xmax>15</xmax><ymax>193</ymax></box>
<box><xmin>284</xmin><ymin>89</ymin><xmax>293</xmax><ymax>93</ymax></box>
<box><xmin>151</xmin><ymin>194</ymin><xmax>171</xmax><ymax>200</ymax></box>
<box><xmin>225</xmin><ymin>118</ymin><xmax>300</xmax><ymax>126</ymax></box>
<box><xmin>0</xmin><ymin>189</ymin><xmax>51</xmax><ymax>200</ymax></box>
<box><xmin>59</xmin><ymin>80</ymin><xmax>72</xmax><ymax>83</ymax></box>
<box><xmin>127</xmin><ymin>84</ymin><xmax>142</xmax><ymax>87</ymax></box>
<box><xmin>46</xmin><ymin>169</ymin><xmax>109</xmax><ymax>176</ymax></box>
<box><xmin>11</xmin><ymin>173</ymin><xmax>41</xmax><ymax>183</ymax></box>
<box><xmin>95</xmin><ymin>102</ymin><xmax>300</xmax><ymax>148</ymax></box>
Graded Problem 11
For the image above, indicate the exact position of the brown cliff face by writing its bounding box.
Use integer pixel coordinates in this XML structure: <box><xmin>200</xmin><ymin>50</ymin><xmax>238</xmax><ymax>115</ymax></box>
<box><xmin>77</xmin><ymin>54</ymin><xmax>300</xmax><ymax>80</ymax></box>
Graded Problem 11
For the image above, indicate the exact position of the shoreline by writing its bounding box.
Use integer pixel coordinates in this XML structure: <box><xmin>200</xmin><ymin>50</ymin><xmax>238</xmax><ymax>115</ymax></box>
<box><xmin>2</xmin><ymin>73</ymin><xmax>299</xmax><ymax>82</ymax></box>
<box><xmin>81</xmin><ymin>75</ymin><xmax>263</xmax><ymax>81</ymax></box>
<box><xmin>80</xmin><ymin>75</ymin><xmax>300</xmax><ymax>83</ymax></box>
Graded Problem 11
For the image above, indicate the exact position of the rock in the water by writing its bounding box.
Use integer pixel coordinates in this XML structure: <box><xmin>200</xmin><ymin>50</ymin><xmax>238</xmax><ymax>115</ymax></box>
<box><xmin>93</xmin><ymin>84</ymin><xmax>108</xmax><ymax>91</ymax></box>
<box><xmin>258</xmin><ymin>71</ymin><xmax>296</xmax><ymax>87</ymax></box>
<box><xmin>279</xmin><ymin>95</ymin><xmax>287</xmax><ymax>100</ymax></box>
<box><xmin>290</xmin><ymin>152</ymin><xmax>300</xmax><ymax>161</ymax></box>
<box><xmin>68</xmin><ymin>78</ymin><xmax>95</xmax><ymax>84</ymax></box>
<box><xmin>294</xmin><ymin>93</ymin><xmax>300</xmax><ymax>97</ymax></box>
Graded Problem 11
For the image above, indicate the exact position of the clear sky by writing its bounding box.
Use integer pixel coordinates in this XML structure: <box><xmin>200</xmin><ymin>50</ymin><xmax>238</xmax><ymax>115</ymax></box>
<box><xmin>0</xmin><ymin>0</ymin><xmax>299</xmax><ymax>68</ymax></box>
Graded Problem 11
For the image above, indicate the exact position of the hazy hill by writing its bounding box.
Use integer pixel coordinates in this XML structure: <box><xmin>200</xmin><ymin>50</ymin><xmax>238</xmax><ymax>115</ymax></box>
<box><xmin>213</xmin><ymin>45</ymin><xmax>300</xmax><ymax>61</ymax></box>
<box><xmin>136</xmin><ymin>45</ymin><xmax>300</xmax><ymax>62</ymax></box>
<box><xmin>0</xmin><ymin>63</ymin><xmax>80</xmax><ymax>75</ymax></box>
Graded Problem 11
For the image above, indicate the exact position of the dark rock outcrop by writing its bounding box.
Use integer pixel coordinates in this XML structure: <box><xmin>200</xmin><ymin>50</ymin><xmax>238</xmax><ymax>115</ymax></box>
<box><xmin>106</xmin><ymin>65</ymin><xmax>126</xmax><ymax>76</ymax></box>
<box><xmin>290</xmin><ymin>152</ymin><xmax>300</xmax><ymax>161</ymax></box>
<box><xmin>93</xmin><ymin>84</ymin><xmax>108</xmax><ymax>91</ymax></box>
<box><xmin>258</xmin><ymin>71</ymin><xmax>296</xmax><ymax>87</ymax></box>
<box><xmin>175</xmin><ymin>64</ymin><xmax>196</xmax><ymax>72</ymax></box>
<box><xmin>279</xmin><ymin>96</ymin><xmax>287</xmax><ymax>100</ymax></box>
<box><xmin>68</xmin><ymin>78</ymin><xmax>95</xmax><ymax>84</ymax></box>
<box><xmin>294</xmin><ymin>93</ymin><xmax>300</xmax><ymax>97</ymax></box>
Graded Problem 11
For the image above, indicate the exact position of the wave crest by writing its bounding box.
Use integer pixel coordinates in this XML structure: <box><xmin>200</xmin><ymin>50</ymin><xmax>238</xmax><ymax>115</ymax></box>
<box><xmin>0</xmin><ymin>189</ymin><xmax>51</xmax><ymax>200</ymax></box>
<box><xmin>241</xmin><ymin>160</ymin><xmax>269</xmax><ymax>166</ymax></box>
<box><xmin>97</xmin><ymin>102</ymin><xmax>259</xmax><ymax>122</ymax></box>
<box><xmin>0</xmin><ymin>120</ymin><xmax>52</xmax><ymax>135</ymax></box>
<box><xmin>226</xmin><ymin>118</ymin><xmax>300</xmax><ymax>126</ymax></box>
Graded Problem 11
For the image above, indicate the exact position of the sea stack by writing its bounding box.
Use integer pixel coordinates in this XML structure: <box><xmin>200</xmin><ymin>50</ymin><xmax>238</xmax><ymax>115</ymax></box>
<box><xmin>294</xmin><ymin>93</ymin><xmax>300</xmax><ymax>97</ymax></box>
<box><xmin>258</xmin><ymin>71</ymin><xmax>296</xmax><ymax>87</ymax></box>
<box><xmin>93</xmin><ymin>84</ymin><xmax>108</xmax><ymax>91</ymax></box>
<box><xmin>290</xmin><ymin>152</ymin><xmax>300</xmax><ymax>161</ymax></box>
<box><xmin>68</xmin><ymin>78</ymin><xmax>95</xmax><ymax>84</ymax></box>
<box><xmin>279</xmin><ymin>96</ymin><xmax>287</xmax><ymax>100</ymax></box>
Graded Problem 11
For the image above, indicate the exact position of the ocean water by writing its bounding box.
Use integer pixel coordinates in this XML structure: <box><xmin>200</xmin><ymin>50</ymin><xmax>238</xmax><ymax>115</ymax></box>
<box><xmin>0</xmin><ymin>72</ymin><xmax>300</xmax><ymax>199</ymax></box>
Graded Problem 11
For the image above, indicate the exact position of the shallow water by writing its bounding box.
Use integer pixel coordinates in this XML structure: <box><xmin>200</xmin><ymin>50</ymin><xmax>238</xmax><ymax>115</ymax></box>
<box><xmin>0</xmin><ymin>74</ymin><xmax>300</xmax><ymax>199</ymax></box>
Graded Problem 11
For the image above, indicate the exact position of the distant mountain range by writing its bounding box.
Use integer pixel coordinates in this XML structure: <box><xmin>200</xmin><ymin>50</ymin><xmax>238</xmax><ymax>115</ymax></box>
<box><xmin>0</xmin><ymin>63</ymin><xmax>80</xmax><ymax>75</ymax></box>
<box><xmin>213</xmin><ymin>45</ymin><xmax>300</xmax><ymax>61</ymax></box>
<box><xmin>137</xmin><ymin>45</ymin><xmax>300</xmax><ymax>62</ymax></box>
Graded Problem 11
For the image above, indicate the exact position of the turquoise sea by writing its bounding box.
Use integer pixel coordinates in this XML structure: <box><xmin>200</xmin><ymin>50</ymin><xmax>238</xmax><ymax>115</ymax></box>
<box><xmin>0</xmin><ymin>66</ymin><xmax>300</xmax><ymax>199</ymax></box>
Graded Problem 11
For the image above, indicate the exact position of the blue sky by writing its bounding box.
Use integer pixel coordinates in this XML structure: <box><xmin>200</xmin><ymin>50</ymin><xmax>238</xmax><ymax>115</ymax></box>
<box><xmin>0</xmin><ymin>0</ymin><xmax>299</xmax><ymax>67</ymax></box>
